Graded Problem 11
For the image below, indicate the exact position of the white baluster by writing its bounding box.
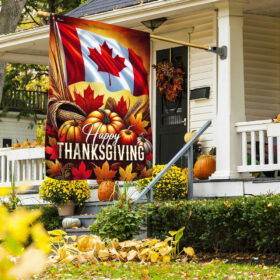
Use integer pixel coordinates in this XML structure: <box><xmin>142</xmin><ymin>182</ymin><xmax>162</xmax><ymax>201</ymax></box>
<box><xmin>0</xmin><ymin>156</ymin><xmax>4</xmax><ymax>183</ymax></box>
<box><xmin>28</xmin><ymin>160</ymin><xmax>32</xmax><ymax>181</ymax></box>
<box><xmin>277</xmin><ymin>137</ymin><xmax>280</xmax><ymax>164</ymax></box>
<box><xmin>22</xmin><ymin>160</ymin><xmax>26</xmax><ymax>181</ymax></box>
<box><xmin>7</xmin><ymin>161</ymin><xmax>10</xmax><ymax>183</ymax></box>
<box><xmin>259</xmin><ymin>130</ymin><xmax>265</xmax><ymax>166</ymax></box>
<box><xmin>16</xmin><ymin>161</ymin><xmax>20</xmax><ymax>182</ymax></box>
<box><xmin>242</xmin><ymin>132</ymin><xmax>247</xmax><ymax>166</ymax></box>
<box><xmin>39</xmin><ymin>159</ymin><xmax>43</xmax><ymax>180</ymax></box>
<box><xmin>34</xmin><ymin>160</ymin><xmax>38</xmax><ymax>180</ymax></box>
<box><xmin>268</xmin><ymin>136</ymin><xmax>273</xmax><ymax>164</ymax></box>
<box><xmin>251</xmin><ymin>131</ymin><xmax>256</xmax><ymax>165</ymax></box>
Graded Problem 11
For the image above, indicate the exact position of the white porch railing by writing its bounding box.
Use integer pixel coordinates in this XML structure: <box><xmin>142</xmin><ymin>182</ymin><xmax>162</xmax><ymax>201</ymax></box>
<box><xmin>236</xmin><ymin>119</ymin><xmax>280</xmax><ymax>173</ymax></box>
<box><xmin>0</xmin><ymin>147</ymin><xmax>45</xmax><ymax>187</ymax></box>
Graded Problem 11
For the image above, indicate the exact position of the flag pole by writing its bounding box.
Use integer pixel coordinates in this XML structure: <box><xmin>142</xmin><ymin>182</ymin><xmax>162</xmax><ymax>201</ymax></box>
<box><xmin>37</xmin><ymin>11</ymin><xmax>227</xmax><ymax>59</ymax></box>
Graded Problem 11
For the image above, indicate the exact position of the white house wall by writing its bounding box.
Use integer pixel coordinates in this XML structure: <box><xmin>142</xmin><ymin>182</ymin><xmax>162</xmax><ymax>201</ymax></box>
<box><xmin>152</xmin><ymin>10</ymin><xmax>217</xmax><ymax>151</ymax></box>
<box><xmin>0</xmin><ymin>117</ymin><xmax>37</xmax><ymax>148</ymax></box>
<box><xmin>244</xmin><ymin>14</ymin><xmax>280</xmax><ymax>121</ymax></box>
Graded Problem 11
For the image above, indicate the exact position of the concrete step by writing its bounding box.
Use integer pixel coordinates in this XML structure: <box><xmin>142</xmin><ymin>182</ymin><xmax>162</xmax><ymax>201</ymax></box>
<box><xmin>65</xmin><ymin>228</ymin><xmax>90</xmax><ymax>237</ymax></box>
<box><xmin>77</xmin><ymin>201</ymin><xmax>115</xmax><ymax>215</ymax></box>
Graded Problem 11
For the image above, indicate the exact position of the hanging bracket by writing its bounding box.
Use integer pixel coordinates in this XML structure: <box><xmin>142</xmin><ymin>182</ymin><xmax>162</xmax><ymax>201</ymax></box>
<box><xmin>208</xmin><ymin>46</ymin><xmax>227</xmax><ymax>60</ymax></box>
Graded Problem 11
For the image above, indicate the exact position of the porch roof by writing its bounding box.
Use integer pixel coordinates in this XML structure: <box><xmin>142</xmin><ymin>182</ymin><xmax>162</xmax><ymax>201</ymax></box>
<box><xmin>67</xmin><ymin>0</ymin><xmax>159</xmax><ymax>18</ymax></box>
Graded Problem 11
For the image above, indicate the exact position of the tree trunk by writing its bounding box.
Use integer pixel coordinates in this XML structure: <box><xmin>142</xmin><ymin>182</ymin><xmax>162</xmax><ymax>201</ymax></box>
<box><xmin>0</xmin><ymin>0</ymin><xmax>27</xmax><ymax>102</ymax></box>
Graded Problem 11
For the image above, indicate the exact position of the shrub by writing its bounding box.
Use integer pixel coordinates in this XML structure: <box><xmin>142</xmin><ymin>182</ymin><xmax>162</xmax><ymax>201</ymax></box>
<box><xmin>27</xmin><ymin>205</ymin><xmax>60</xmax><ymax>230</ymax></box>
<box><xmin>137</xmin><ymin>165</ymin><xmax>188</xmax><ymax>201</ymax></box>
<box><xmin>39</xmin><ymin>177</ymin><xmax>91</xmax><ymax>205</ymax></box>
<box><xmin>144</xmin><ymin>195</ymin><xmax>280</xmax><ymax>253</ymax></box>
<box><xmin>89</xmin><ymin>183</ymin><xmax>144</xmax><ymax>241</ymax></box>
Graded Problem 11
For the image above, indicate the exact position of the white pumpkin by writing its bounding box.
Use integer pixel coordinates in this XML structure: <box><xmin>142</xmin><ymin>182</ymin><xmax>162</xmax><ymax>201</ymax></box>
<box><xmin>137</xmin><ymin>135</ymin><xmax>152</xmax><ymax>155</ymax></box>
<box><xmin>62</xmin><ymin>217</ymin><xmax>81</xmax><ymax>229</ymax></box>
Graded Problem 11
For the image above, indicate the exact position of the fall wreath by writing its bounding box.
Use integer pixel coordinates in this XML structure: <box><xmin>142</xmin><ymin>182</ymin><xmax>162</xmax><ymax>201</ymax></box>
<box><xmin>153</xmin><ymin>62</ymin><xmax>185</xmax><ymax>102</ymax></box>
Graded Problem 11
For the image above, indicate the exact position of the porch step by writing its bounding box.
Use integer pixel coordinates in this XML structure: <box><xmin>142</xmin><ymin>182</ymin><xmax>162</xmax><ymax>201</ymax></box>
<box><xmin>77</xmin><ymin>201</ymin><xmax>114</xmax><ymax>215</ymax></box>
<box><xmin>65</xmin><ymin>228</ymin><xmax>90</xmax><ymax>236</ymax></box>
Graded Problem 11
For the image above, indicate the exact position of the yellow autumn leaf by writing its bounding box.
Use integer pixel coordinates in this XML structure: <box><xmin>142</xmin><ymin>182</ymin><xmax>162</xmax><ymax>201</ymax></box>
<box><xmin>31</xmin><ymin>223</ymin><xmax>51</xmax><ymax>254</ymax></box>
<box><xmin>93</xmin><ymin>161</ymin><xmax>116</xmax><ymax>183</ymax></box>
<box><xmin>0</xmin><ymin>187</ymin><xmax>11</xmax><ymax>196</ymax></box>
<box><xmin>183</xmin><ymin>247</ymin><xmax>195</xmax><ymax>257</ymax></box>
<box><xmin>150</xmin><ymin>251</ymin><xmax>159</xmax><ymax>262</ymax></box>
<box><xmin>98</xmin><ymin>249</ymin><xmax>110</xmax><ymax>261</ymax></box>
<box><xmin>127</xmin><ymin>250</ymin><xmax>138</xmax><ymax>261</ymax></box>
<box><xmin>129</xmin><ymin>112</ymin><xmax>149</xmax><ymax>135</ymax></box>
<box><xmin>168</xmin><ymin>230</ymin><xmax>177</xmax><ymax>236</ymax></box>
<box><xmin>48</xmin><ymin>229</ymin><xmax>67</xmax><ymax>236</ymax></box>
<box><xmin>119</xmin><ymin>163</ymin><xmax>138</xmax><ymax>181</ymax></box>
<box><xmin>162</xmin><ymin>255</ymin><xmax>171</xmax><ymax>263</ymax></box>
<box><xmin>159</xmin><ymin>246</ymin><xmax>172</xmax><ymax>256</ymax></box>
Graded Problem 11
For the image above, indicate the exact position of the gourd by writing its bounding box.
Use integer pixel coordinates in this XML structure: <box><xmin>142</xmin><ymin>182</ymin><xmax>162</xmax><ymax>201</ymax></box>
<box><xmin>137</xmin><ymin>135</ymin><xmax>152</xmax><ymax>154</ymax></box>
<box><xmin>98</xmin><ymin>180</ymin><xmax>117</xmax><ymax>201</ymax></box>
<box><xmin>83</xmin><ymin>109</ymin><xmax>123</xmax><ymax>134</ymax></box>
<box><xmin>21</xmin><ymin>139</ymin><xmax>31</xmax><ymax>148</ymax></box>
<box><xmin>119</xmin><ymin>129</ymin><xmax>137</xmax><ymax>145</ymax></box>
<box><xmin>62</xmin><ymin>217</ymin><xmax>81</xmax><ymax>229</ymax></box>
<box><xmin>184</xmin><ymin>131</ymin><xmax>199</xmax><ymax>144</ymax></box>
<box><xmin>193</xmin><ymin>155</ymin><xmax>216</xmax><ymax>180</ymax></box>
<box><xmin>58</xmin><ymin>119</ymin><xmax>84</xmax><ymax>142</ymax></box>
<box><xmin>13</xmin><ymin>140</ymin><xmax>21</xmax><ymax>149</ymax></box>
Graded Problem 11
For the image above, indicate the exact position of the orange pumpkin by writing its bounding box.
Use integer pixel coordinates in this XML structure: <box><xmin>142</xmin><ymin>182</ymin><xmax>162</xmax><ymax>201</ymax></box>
<box><xmin>83</xmin><ymin>109</ymin><xmax>123</xmax><ymax>134</ymax></box>
<box><xmin>193</xmin><ymin>155</ymin><xmax>216</xmax><ymax>180</ymax></box>
<box><xmin>21</xmin><ymin>139</ymin><xmax>30</xmax><ymax>148</ymax></box>
<box><xmin>58</xmin><ymin>119</ymin><xmax>84</xmax><ymax>142</ymax></box>
<box><xmin>31</xmin><ymin>140</ymin><xmax>40</xmax><ymax>147</ymax></box>
<box><xmin>98</xmin><ymin>180</ymin><xmax>117</xmax><ymax>201</ymax></box>
<box><xmin>119</xmin><ymin>129</ymin><xmax>137</xmax><ymax>145</ymax></box>
<box><xmin>13</xmin><ymin>140</ymin><xmax>21</xmax><ymax>149</ymax></box>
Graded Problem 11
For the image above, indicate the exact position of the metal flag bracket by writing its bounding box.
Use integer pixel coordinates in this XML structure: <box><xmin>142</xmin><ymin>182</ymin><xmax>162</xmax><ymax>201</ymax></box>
<box><xmin>208</xmin><ymin>46</ymin><xmax>227</xmax><ymax>60</ymax></box>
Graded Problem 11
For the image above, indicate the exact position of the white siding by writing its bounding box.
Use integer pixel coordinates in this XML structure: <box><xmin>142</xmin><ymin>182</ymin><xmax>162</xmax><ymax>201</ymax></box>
<box><xmin>0</xmin><ymin>116</ymin><xmax>37</xmax><ymax>148</ymax></box>
<box><xmin>244</xmin><ymin>14</ymin><xmax>280</xmax><ymax>121</ymax></box>
<box><xmin>152</xmin><ymin>10</ymin><xmax>217</xmax><ymax>150</ymax></box>
<box><xmin>188</xmin><ymin>11</ymin><xmax>217</xmax><ymax>149</ymax></box>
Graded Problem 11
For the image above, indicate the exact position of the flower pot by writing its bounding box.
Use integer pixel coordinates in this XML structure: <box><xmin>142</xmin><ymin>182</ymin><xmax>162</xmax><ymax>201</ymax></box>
<box><xmin>58</xmin><ymin>200</ymin><xmax>75</xmax><ymax>216</ymax></box>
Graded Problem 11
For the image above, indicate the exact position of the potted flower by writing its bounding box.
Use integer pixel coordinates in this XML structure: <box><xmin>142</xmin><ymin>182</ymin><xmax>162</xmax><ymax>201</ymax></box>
<box><xmin>39</xmin><ymin>177</ymin><xmax>91</xmax><ymax>216</ymax></box>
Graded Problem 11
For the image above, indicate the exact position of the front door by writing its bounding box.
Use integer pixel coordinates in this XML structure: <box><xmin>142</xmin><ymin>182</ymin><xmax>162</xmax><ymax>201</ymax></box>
<box><xmin>156</xmin><ymin>46</ymin><xmax>188</xmax><ymax>164</ymax></box>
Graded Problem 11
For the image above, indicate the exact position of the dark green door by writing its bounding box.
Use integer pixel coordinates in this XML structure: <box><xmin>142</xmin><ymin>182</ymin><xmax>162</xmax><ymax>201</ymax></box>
<box><xmin>156</xmin><ymin>46</ymin><xmax>188</xmax><ymax>164</ymax></box>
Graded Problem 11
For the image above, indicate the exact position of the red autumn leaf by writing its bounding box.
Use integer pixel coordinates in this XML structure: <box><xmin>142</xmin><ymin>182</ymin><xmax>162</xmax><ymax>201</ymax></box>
<box><xmin>45</xmin><ymin>137</ymin><xmax>58</xmax><ymax>160</ymax></box>
<box><xmin>114</xmin><ymin>96</ymin><xmax>128</xmax><ymax>118</ymax></box>
<box><xmin>88</xmin><ymin>41</ymin><xmax>126</xmax><ymax>86</ymax></box>
<box><xmin>146</xmin><ymin>152</ymin><xmax>153</xmax><ymax>161</ymax></box>
<box><xmin>74</xmin><ymin>85</ymin><xmax>104</xmax><ymax>115</ymax></box>
<box><xmin>71</xmin><ymin>161</ymin><xmax>92</xmax><ymax>180</ymax></box>
<box><xmin>46</xmin><ymin>124</ymin><xmax>56</xmax><ymax>137</ymax></box>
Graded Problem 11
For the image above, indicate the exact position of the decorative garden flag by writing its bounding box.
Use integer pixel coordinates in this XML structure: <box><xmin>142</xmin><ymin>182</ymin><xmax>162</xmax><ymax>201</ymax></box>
<box><xmin>45</xmin><ymin>15</ymin><xmax>152</xmax><ymax>181</ymax></box>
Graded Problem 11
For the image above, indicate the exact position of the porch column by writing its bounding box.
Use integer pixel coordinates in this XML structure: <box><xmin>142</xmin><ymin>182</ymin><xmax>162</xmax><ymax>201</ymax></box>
<box><xmin>211</xmin><ymin>0</ymin><xmax>246</xmax><ymax>179</ymax></box>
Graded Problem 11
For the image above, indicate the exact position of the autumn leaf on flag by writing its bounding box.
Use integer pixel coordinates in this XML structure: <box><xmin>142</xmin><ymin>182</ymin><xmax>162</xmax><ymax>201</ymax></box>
<box><xmin>114</xmin><ymin>96</ymin><xmax>128</xmax><ymax>118</ymax></box>
<box><xmin>119</xmin><ymin>163</ymin><xmax>137</xmax><ymax>181</ymax></box>
<box><xmin>88</xmin><ymin>41</ymin><xmax>126</xmax><ymax>86</ymax></box>
<box><xmin>74</xmin><ymin>85</ymin><xmax>104</xmax><ymax>115</ymax></box>
<box><xmin>129</xmin><ymin>113</ymin><xmax>149</xmax><ymax>135</ymax></box>
<box><xmin>71</xmin><ymin>161</ymin><xmax>92</xmax><ymax>180</ymax></box>
<box><xmin>46</xmin><ymin>124</ymin><xmax>56</xmax><ymax>137</ymax></box>
<box><xmin>45</xmin><ymin>137</ymin><xmax>58</xmax><ymax>160</ymax></box>
<box><xmin>140</xmin><ymin>167</ymin><xmax>153</xmax><ymax>178</ymax></box>
<box><xmin>46</xmin><ymin>160</ymin><xmax>62</xmax><ymax>177</ymax></box>
<box><xmin>93</xmin><ymin>161</ymin><xmax>116</xmax><ymax>183</ymax></box>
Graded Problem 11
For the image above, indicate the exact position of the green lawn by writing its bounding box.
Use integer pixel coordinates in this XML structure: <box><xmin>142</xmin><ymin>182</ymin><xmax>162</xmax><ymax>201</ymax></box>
<box><xmin>35</xmin><ymin>261</ymin><xmax>280</xmax><ymax>280</ymax></box>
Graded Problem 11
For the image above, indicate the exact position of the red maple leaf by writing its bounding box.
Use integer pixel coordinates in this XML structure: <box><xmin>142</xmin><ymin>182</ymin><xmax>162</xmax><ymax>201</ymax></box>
<box><xmin>88</xmin><ymin>41</ymin><xmax>126</xmax><ymax>86</ymax></box>
<box><xmin>114</xmin><ymin>96</ymin><xmax>128</xmax><ymax>118</ymax></box>
<box><xmin>74</xmin><ymin>85</ymin><xmax>104</xmax><ymax>115</ymax></box>
<box><xmin>71</xmin><ymin>161</ymin><xmax>92</xmax><ymax>180</ymax></box>
<box><xmin>45</xmin><ymin>137</ymin><xmax>58</xmax><ymax>160</ymax></box>
<box><xmin>46</xmin><ymin>124</ymin><xmax>56</xmax><ymax>137</ymax></box>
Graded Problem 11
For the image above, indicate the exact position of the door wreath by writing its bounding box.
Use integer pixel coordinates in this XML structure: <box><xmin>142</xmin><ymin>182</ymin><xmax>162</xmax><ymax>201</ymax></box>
<box><xmin>153</xmin><ymin>62</ymin><xmax>185</xmax><ymax>102</ymax></box>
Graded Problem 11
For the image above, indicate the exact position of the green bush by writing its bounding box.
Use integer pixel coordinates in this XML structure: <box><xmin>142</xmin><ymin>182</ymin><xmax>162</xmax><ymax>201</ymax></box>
<box><xmin>27</xmin><ymin>205</ymin><xmax>60</xmax><ymax>231</ymax></box>
<box><xmin>144</xmin><ymin>195</ymin><xmax>280</xmax><ymax>253</ymax></box>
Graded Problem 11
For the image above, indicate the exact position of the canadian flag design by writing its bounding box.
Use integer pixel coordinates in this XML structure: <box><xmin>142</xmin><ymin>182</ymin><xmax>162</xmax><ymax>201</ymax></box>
<box><xmin>57</xmin><ymin>22</ymin><xmax>148</xmax><ymax>96</ymax></box>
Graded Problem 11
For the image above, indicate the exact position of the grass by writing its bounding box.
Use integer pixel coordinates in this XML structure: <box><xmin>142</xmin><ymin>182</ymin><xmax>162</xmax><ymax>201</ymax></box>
<box><xmin>35</xmin><ymin>260</ymin><xmax>280</xmax><ymax>279</ymax></box>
